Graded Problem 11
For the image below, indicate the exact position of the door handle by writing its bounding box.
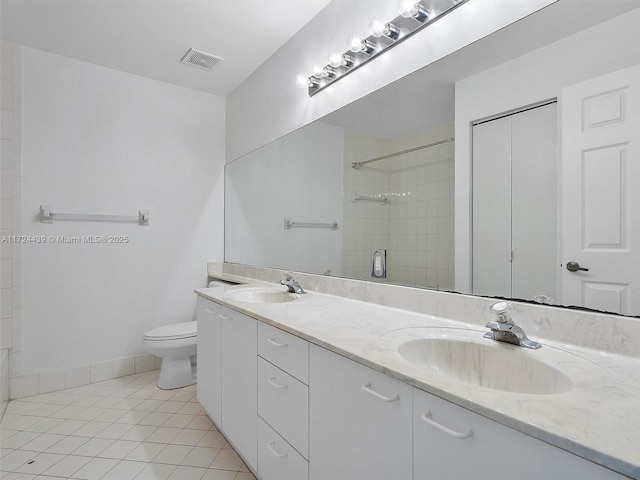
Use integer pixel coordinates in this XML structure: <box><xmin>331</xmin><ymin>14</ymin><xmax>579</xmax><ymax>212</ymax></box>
<box><xmin>566</xmin><ymin>261</ymin><xmax>589</xmax><ymax>272</ymax></box>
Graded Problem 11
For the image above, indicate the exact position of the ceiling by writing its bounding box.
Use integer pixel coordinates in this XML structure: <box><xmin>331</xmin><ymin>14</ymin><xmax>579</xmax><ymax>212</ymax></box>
<box><xmin>0</xmin><ymin>0</ymin><xmax>332</xmax><ymax>96</ymax></box>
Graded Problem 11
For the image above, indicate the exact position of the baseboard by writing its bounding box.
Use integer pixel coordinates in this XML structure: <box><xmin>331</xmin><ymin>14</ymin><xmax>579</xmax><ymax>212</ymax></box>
<box><xmin>8</xmin><ymin>353</ymin><xmax>162</xmax><ymax>400</ymax></box>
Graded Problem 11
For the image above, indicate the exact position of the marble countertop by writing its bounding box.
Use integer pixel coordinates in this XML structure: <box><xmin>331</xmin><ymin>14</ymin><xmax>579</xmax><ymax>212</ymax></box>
<box><xmin>195</xmin><ymin>279</ymin><xmax>640</xmax><ymax>478</ymax></box>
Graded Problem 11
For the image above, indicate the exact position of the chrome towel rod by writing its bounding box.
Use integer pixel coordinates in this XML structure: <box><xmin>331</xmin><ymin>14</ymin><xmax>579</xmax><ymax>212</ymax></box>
<box><xmin>351</xmin><ymin>137</ymin><xmax>454</xmax><ymax>169</ymax></box>
<box><xmin>351</xmin><ymin>193</ymin><xmax>388</xmax><ymax>204</ymax></box>
<box><xmin>284</xmin><ymin>217</ymin><xmax>338</xmax><ymax>230</ymax></box>
<box><xmin>40</xmin><ymin>205</ymin><xmax>149</xmax><ymax>226</ymax></box>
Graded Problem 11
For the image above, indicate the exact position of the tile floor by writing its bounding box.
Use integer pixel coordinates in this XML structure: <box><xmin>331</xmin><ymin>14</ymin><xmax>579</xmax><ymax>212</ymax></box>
<box><xmin>0</xmin><ymin>371</ymin><xmax>256</xmax><ymax>480</ymax></box>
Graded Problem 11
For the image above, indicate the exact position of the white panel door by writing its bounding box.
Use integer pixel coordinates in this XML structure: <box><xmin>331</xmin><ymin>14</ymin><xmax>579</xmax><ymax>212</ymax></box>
<box><xmin>561</xmin><ymin>65</ymin><xmax>640</xmax><ymax>314</ymax></box>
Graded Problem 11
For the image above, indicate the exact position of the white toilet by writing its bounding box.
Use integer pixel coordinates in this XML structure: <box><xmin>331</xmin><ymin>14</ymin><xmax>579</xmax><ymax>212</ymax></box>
<box><xmin>142</xmin><ymin>321</ymin><xmax>197</xmax><ymax>390</ymax></box>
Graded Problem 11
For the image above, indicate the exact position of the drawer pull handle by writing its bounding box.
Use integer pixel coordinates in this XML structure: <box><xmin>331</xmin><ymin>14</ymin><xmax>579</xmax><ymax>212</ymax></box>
<box><xmin>267</xmin><ymin>377</ymin><xmax>288</xmax><ymax>389</ymax></box>
<box><xmin>218</xmin><ymin>314</ymin><xmax>230</xmax><ymax>320</ymax></box>
<box><xmin>267</xmin><ymin>337</ymin><xmax>288</xmax><ymax>348</ymax></box>
<box><xmin>421</xmin><ymin>412</ymin><xmax>473</xmax><ymax>439</ymax></box>
<box><xmin>205</xmin><ymin>309</ymin><xmax>217</xmax><ymax>314</ymax></box>
<box><xmin>267</xmin><ymin>441</ymin><xmax>288</xmax><ymax>458</ymax></box>
<box><xmin>361</xmin><ymin>382</ymin><xmax>400</xmax><ymax>402</ymax></box>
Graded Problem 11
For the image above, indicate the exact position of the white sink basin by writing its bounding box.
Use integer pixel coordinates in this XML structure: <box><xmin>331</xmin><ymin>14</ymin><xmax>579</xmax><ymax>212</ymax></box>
<box><xmin>224</xmin><ymin>287</ymin><xmax>298</xmax><ymax>304</ymax></box>
<box><xmin>396</xmin><ymin>332</ymin><xmax>572</xmax><ymax>395</ymax></box>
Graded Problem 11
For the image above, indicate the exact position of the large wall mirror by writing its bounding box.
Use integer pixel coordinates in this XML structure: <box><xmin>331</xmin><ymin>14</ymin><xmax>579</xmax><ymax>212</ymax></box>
<box><xmin>225</xmin><ymin>1</ymin><xmax>640</xmax><ymax>316</ymax></box>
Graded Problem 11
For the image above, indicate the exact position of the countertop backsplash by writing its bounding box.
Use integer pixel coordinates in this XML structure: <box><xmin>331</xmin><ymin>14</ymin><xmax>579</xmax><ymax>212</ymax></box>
<box><xmin>213</xmin><ymin>262</ymin><xmax>640</xmax><ymax>359</ymax></box>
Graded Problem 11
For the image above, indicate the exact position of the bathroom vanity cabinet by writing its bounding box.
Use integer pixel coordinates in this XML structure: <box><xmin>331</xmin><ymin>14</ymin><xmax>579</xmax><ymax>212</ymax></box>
<box><xmin>197</xmin><ymin>295</ymin><xmax>628</xmax><ymax>480</ymax></box>
<box><xmin>309</xmin><ymin>346</ymin><xmax>625</xmax><ymax>480</ymax></box>
<box><xmin>196</xmin><ymin>297</ymin><xmax>257</xmax><ymax>471</ymax></box>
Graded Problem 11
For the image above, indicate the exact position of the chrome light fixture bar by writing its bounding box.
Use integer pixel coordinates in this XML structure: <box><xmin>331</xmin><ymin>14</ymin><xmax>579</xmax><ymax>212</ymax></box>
<box><xmin>299</xmin><ymin>0</ymin><xmax>469</xmax><ymax>97</ymax></box>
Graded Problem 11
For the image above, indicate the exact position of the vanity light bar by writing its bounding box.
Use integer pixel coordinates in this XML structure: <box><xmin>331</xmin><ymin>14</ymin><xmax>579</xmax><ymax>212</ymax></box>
<box><xmin>299</xmin><ymin>0</ymin><xmax>470</xmax><ymax>97</ymax></box>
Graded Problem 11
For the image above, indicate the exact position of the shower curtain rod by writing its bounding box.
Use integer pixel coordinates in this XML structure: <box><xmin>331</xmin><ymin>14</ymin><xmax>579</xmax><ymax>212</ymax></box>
<box><xmin>351</xmin><ymin>137</ymin><xmax>454</xmax><ymax>169</ymax></box>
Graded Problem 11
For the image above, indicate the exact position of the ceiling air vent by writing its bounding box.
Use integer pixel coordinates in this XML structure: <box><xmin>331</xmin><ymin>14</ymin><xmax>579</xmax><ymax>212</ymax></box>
<box><xmin>180</xmin><ymin>48</ymin><xmax>223</xmax><ymax>71</ymax></box>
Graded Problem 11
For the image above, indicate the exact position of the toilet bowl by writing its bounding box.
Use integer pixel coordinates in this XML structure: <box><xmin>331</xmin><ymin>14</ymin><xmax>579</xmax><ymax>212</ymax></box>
<box><xmin>142</xmin><ymin>321</ymin><xmax>197</xmax><ymax>390</ymax></box>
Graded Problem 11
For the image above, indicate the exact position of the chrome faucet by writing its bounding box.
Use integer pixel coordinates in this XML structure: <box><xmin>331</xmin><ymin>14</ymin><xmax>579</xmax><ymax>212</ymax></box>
<box><xmin>483</xmin><ymin>302</ymin><xmax>541</xmax><ymax>349</ymax></box>
<box><xmin>280</xmin><ymin>271</ymin><xmax>305</xmax><ymax>294</ymax></box>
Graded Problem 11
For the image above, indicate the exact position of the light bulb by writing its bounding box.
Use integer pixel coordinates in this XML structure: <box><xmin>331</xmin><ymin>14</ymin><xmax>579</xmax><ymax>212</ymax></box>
<box><xmin>398</xmin><ymin>0</ymin><xmax>419</xmax><ymax>17</ymax></box>
<box><xmin>295</xmin><ymin>73</ymin><xmax>309</xmax><ymax>87</ymax></box>
<box><xmin>328</xmin><ymin>51</ymin><xmax>354</xmax><ymax>68</ymax></box>
<box><xmin>369</xmin><ymin>17</ymin><xmax>386</xmax><ymax>37</ymax></box>
<box><xmin>398</xmin><ymin>0</ymin><xmax>428</xmax><ymax>21</ymax></box>
<box><xmin>348</xmin><ymin>33</ymin><xmax>375</xmax><ymax>54</ymax></box>
<box><xmin>312</xmin><ymin>65</ymin><xmax>325</xmax><ymax>79</ymax></box>
<box><xmin>347</xmin><ymin>33</ymin><xmax>365</xmax><ymax>53</ymax></box>
<box><xmin>370</xmin><ymin>17</ymin><xmax>400</xmax><ymax>40</ymax></box>
<box><xmin>328</xmin><ymin>51</ymin><xmax>344</xmax><ymax>67</ymax></box>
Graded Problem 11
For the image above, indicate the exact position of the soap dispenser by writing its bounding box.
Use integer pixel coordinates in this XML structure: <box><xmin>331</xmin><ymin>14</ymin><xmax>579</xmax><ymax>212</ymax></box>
<box><xmin>371</xmin><ymin>249</ymin><xmax>387</xmax><ymax>278</ymax></box>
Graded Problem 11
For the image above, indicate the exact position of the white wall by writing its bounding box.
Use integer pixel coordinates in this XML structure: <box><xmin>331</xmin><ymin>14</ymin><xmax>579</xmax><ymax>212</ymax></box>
<box><xmin>0</xmin><ymin>41</ymin><xmax>22</xmax><ymax>411</ymax></box>
<box><xmin>225</xmin><ymin>122</ymin><xmax>343</xmax><ymax>276</ymax></box>
<box><xmin>20</xmin><ymin>48</ymin><xmax>225</xmax><ymax>377</ymax></box>
<box><xmin>226</xmin><ymin>0</ymin><xmax>554</xmax><ymax>162</ymax></box>
<box><xmin>454</xmin><ymin>9</ymin><xmax>640</xmax><ymax>293</ymax></box>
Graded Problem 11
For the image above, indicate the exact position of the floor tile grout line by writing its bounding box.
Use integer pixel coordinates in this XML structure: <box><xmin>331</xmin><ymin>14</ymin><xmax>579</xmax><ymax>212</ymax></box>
<box><xmin>1</xmin><ymin>370</ymin><xmax>253</xmax><ymax>479</ymax></box>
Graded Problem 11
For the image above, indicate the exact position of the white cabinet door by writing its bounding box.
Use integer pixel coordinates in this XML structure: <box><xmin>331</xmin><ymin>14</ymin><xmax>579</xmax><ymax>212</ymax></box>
<box><xmin>309</xmin><ymin>344</ymin><xmax>412</xmax><ymax>480</ymax></box>
<box><xmin>413</xmin><ymin>388</ymin><xmax>626</xmax><ymax>480</ymax></box>
<box><xmin>221</xmin><ymin>306</ymin><xmax>257</xmax><ymax>471</ymax></box>
<box><xmin>196</xmin><ymin>297</ymin><xmax>222</xmax><ymax>425</ymax></box>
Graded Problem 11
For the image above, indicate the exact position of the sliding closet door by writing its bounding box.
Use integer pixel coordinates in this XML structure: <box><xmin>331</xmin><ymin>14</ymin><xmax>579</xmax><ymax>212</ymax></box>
<box><xmin>472</xmin><ymin>103</ymin><xmax>557</xmax><ymax>300</ymax></box>
<box><xmin>511</xmin><ymin>103</ymin><xmax>557</xmax><ymax>300</ymax></box>
<box><xmin>472</xmin><ymin>116</ymin><xmax>512</xmax><ymax>297</ymax></box>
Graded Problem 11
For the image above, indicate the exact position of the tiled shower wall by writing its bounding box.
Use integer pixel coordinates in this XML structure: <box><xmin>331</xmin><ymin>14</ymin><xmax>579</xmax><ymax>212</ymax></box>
<box><xmin>342</xmin><ymin>124</ymin><xmax>454</xmax><ymax>290</ymax></box>
<box><xmin>387</xmin><ymin>124</ymin><xmax>454</xmax><ymax>290</ymax></box>
<box><xmin>342</xmin><ymin>130</ymin><xmax>391</xmax><ymax>280</ymax></box>
<box><xmin>1</xmin><ymin>41</ymin><xmax>23</xmax><ymax>416</ymax></box>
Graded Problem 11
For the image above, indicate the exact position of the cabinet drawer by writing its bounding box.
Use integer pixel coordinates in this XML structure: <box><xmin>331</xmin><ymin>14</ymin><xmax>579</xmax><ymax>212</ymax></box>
<box><xmin>258</xmin><ymin>417</ymin><xmax>308</xmax><ymax>480</ymax></box>
<box><xmin>258</xmin><ymin>322</ymin><xmax>309</xmax><ymax>384</ymax></box>
<box><xmin>258</xmin><ymin>357</ymin><xmax>308</xmax><ymax>458</ymax></box>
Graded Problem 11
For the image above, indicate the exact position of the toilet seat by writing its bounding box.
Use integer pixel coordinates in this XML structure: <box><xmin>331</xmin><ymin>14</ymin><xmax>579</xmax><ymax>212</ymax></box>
<box><xmin>143</xmin><ymin>321</ymin><xmax>197</xmax><ymax>341</ymax></box>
